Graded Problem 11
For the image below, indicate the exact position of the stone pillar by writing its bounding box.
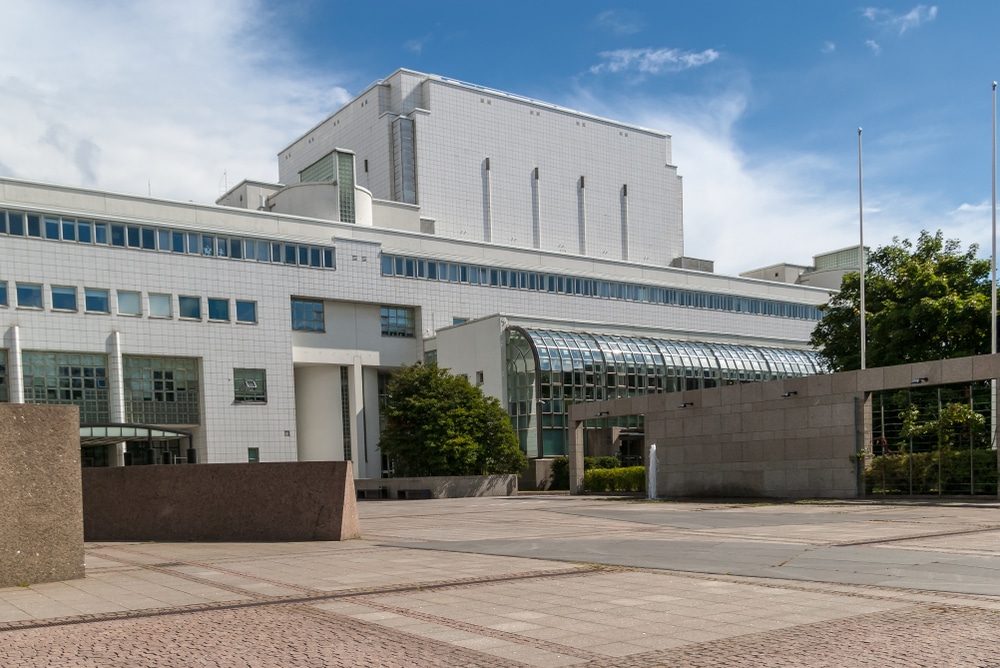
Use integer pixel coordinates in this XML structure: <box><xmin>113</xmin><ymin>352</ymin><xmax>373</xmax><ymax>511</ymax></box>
<box><xmin>569</xmin><ymin>418</ymin><xmax>585</xmax><ymax>495</ymax></box>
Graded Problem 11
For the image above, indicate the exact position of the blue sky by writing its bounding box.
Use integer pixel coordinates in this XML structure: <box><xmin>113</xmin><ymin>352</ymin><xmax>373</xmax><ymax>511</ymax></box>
<box><xmin>2</xmin><ymin>1</ymin><xmax>997</xmax><ymax>274</ymax></box>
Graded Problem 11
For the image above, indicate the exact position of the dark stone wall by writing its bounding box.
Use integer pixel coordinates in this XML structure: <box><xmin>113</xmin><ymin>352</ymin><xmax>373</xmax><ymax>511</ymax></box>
<box><xmin>0</xmin><ymin>404</ymin><xmax>84</xmax><ymax>587</ymax></box>
<box><xmin>83</xmin><ymin>461</ymin><xmax>360</xmax><ymax>541</ymax></box>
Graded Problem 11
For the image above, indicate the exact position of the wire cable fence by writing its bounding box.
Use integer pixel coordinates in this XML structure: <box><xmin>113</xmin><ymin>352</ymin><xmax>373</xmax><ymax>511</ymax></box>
<box><xmin>867</xmin><ymin>382</ymin><xmax>998</xmax><ymax>496</ymax></box>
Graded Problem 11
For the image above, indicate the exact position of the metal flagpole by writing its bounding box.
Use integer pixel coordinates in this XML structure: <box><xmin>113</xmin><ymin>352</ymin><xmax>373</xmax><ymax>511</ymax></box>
<box><xmin>858</xmin><ymin>128</ymin><xmax>866</xmax><ymax>371</ymax></box>
<box><xmin>992</xmin><ymin>83</ymin><xmax>998</xmax><ymax>498</ymax></box>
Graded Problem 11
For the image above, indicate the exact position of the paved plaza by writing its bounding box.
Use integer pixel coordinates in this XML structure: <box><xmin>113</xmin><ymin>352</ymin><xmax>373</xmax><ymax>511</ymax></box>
<box><xmin>2</xmin><ymin>496</ymin><xmax>999</xmax><ymax>666</ymax></box>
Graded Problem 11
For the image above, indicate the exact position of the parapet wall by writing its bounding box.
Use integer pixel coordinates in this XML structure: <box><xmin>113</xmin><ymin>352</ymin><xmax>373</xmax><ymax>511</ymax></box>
<box><xmin>0</xmin><ymin>404</ymin><xmax>84</xmax><ymax>587</ymax></box>
<box><xmin>83</xmin><ymin>461</ymin><xmax>360</xmax><ymax>541</ymax></box>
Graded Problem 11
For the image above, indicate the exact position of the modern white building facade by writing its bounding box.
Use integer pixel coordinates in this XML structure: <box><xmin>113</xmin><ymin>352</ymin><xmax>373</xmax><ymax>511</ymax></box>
<box><xmin>0</xmin><ymin>69</ymin><xmax>831</xmax><ymax>479</ymax></box>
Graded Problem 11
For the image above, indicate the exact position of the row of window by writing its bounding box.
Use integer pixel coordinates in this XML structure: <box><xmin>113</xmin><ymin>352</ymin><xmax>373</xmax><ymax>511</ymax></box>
<box><xmin>4</xmin><ymin>350</ymin><xmax>268</xmax><ymax>423</ymax></box>
<box><xmin>290</xmin><ymin>300</ymin><xmax>415</xmax><ymax>337</ymax></box>
<box><xmin>381</xmin><ymin>254</ymin><xmax>822</xmax><ymax>321</ymax></box>
<box><xmin>0</xmin><ymin>281</ymin><xmax>257</xmax><ymax>323</ymax></box>
<box><xmin>0</xmin><ymin>208</ymin><xmax>336</xmax><ymax>269</ymax></box>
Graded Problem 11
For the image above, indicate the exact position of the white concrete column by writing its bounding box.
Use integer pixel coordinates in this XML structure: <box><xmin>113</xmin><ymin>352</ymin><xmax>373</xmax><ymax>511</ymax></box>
<box><xmin>569</xmin><ymin>419</ymin><xmax>585</xmax><ymax>495</ymax></box>
<box><xmin>294</xmin><ymin>365</ymin><xmax>342</xmax><ymax>461</ymax></box>
<box><xmin>107</xmin><ymin>330</ymin><xmax>127</xmax><ymax>466</ymax></box>
<box><xmin>7</xmin><ymin>325</ymin><xmax>24</xmax><ymax>403</ymax></box>
<box><xmin>349</xmin><ymin>357</ymin><xmax>365</xmax><ymax>478</ymax></box>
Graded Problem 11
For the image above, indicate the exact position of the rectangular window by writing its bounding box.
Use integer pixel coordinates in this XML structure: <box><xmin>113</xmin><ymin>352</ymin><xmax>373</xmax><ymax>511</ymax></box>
<box><xmin>8</xmin><ymin>212</ymin><xmax>24</xmax><ymax>235</ymax></box>
<box><xmin>207</xmin><ymin>298</ymin><xmax>229</xmax><ymax>321</ymax></box>
<box><xmin>0</xmin><ymin>281</ymin><xmax>7</xmax><ymax>306</ymax></box>
<box><xmin>62</xmin><ymin>218</ymin><xmax>76</xmax><ymax>241</ymax></box>
<box><xmin>77</xmin><ymin>221</ymin><xmax>92</xmax><ymax>243</ymax></box>
<box><xmin>157</xmin><ymin>229</ymin><xmax>171</xmax><ymax>251</ymax></box>
<box><xmin>291</xmin><ymin>299</ymin><xmax>324</xmax><ymax>331</ymax></box>
<box><xmin>84</xmin><ymin>288</ymin><xmax>110</xmax><ymax>313</ymax></box>
<box><xmin>51</xmin><ymin>286</ymin><xmax>77</xmax><ymax>311</ymax></box>
<box><xmin>201</xmin><ymin>235</ymin><xmax>215</xmax><ymax>256</ymax></box>
<box><xmin>122</xmin><ymin>355</ymin><xmax>199</xmax><ymax>425</ymax></box>
<box><xmin>126</xmin><ymin>225</ymin><xmax>141</xmax><ymax>248</ymax></box>
<box><xmin>380</xmin><ymin>306</ymin><xmax>415</xmax><ymax>338</ymax></box>
<box><xmin>171</xmin><ymin>231</ymin><xmax>185</xmax><ymax>253</ymax></box>
<box><xmin>22</xmin><ymin>351</ymin><xmax>110</xmax><ymax>423</ymax></box>
<box><xmin>229</xmin><ymin>238</ymin><xmax>242</xmax><ymax>259</ymax></box>
<box><xmin>94</xmin><ymin>222</ymin><xmax>108</xmax><ymax>244</ymax></box>
<box><xmin>117</xmin><ymin>290</ymin><xmax>142</xmax><ymax>316</ymax></box>
<box><xmin>323</xmin><ymin>248</ymin><xmax>334</xmax><ymax>268</ymax></box>
<box><xmin>235</xmin><ymin>300</ymin><xmax>257</xmax><ymax>324</ymax></box>
<box><xmin>110</xmin><ymin>224</ymin><xmax>126</xmax><ymax>247</ymax></box>
<box><xmin>284</xmin><ymin>244</ymin><xmax>297</xmax><ymax>265</ymax></box>
<box><xmin>248</xmin><ymin>447</ymin><xmax>260</xmax><ymax>463</ymax></box>
<box><xmin>45</xmin><ymin>217</ymin><xmax>60</xmax><ymax>240</ymax></box>
<box><xmin>178</xmin><ymin>296</ymin><xmax>201</xmax><ymax>320</ymax></box>
<box><xmin>244</xmin><ymin>239</ymin><xmax>256</xmax><ymax>260</ymax></box>
<box><xmin>187</xmin><ymin>232</ymin><xmax>199</xmax><ymax>254</ymax></box>
<box><xmin>234</xmin><ymin>368</ymin><xmax>267</xmax><ymax>403</ymax></box>
<box><xmin>149</xmin><ymin>293</ymin><xmax>172</xmax><ymax>318</ymax></box>
<box><xmin>26</xmin><ymin>214</ymin><xmax>40</xmax><ymax>237</ymax></box>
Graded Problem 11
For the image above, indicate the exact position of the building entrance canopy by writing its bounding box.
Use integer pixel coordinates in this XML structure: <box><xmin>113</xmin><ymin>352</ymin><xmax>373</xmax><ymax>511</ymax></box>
<box><xmin>79</xmin><ymin>423</ymin><xmax>193</xmax><ymax>448</ymax></box>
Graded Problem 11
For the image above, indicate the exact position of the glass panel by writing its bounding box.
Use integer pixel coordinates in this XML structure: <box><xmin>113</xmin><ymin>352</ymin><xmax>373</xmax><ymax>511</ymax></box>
<box><xmin>22</xmin><ymin>351</ymin><xmax>110</xmax><ymax>423</ymax></box>
<box><xmin>216</xmin><ymin>237</ymin><xmax>228</xmax><ymax>257</ymax></box>
<box><xmin>85</xmin><ymin>288</ymin><xmax>109</xmax><ymax>313</ymax></box>
<box><xmin>229</xmin><ymin>238</ymin><xmax>242</xmax><ymax>259</ymax></box>
<box><xmin>45</xmin><ymin>217</ymin><xmax>60</xmax><ymax>239</ymax></box>
<box><xmin>291</xmin><ymin>299</ymin><xmax>324</xmax><ymax>331</ymax></box>
<box><xmin>149</xmin><ymin>293</ymin><xmax>172</xmax><ymax>318</ymax></box>
<box><xmin>207</xmin><ymin>298</ymin><xmax>229</xmax><ymax>321</ymax></box>
<box><xmin>51</xmin><ymin>286</ymin><xmax>77</xmax><ymax>311</ymax></box>
<box><xmin>235</xmin><ymin>300</ymin><xmax>257</xmax><ymax>323</ymax></box>
<box><xmin>61</xmin><ymin>219</ymin><xmax>76</xmax><ymax>241</ymax></box>
<box><xmin>117</xmin><ymin>290</ymin><xmax>141</xmax><ymax>316</ymax></box>
<box><xmin>110</xmin><ymin>224</ymin><xmax>126</xmax><ymax>247</ymax></box>
<box><xmin>141</xmin><ymin>227</ymin><xmax>155</xmax><ymax>250</ymax></box>
<box><xmin>94</xmin><ymin>222</ymin><xmax>108</xmax><ymax>244</ymax></box>
<box><xmin>0</xmin><ymin>282</ymin><xmax>7</xmax><ymax>306</ymax></box>
<box><xmin>234</xmin><ymin>368</ymin><xmax>267</xmax><ymax>403</ymax></box>
<box><xmin>77</xmin><ymin>221</ymin><xmax>92</xmax><ymax>243</ymax></box>
<box><xmin>26</xmin><ymin>214</ymin><xmax>40</xmax><ymax>237</ymax></box>
<box><xmin>201</xmin><ymin>235</ymin><xmax>215</xmax><ymax>256</ymax></box>
<box><xmin>123</xmin><ymin>355</ymin><xmax>200</xmax><ymax>425</ymax></box>
<box><xmin>9</xmin><ymin>212</ymin><xmax>25</xmax><ymax>236</ymax></box>
<box><xmin>178</xmin><ymin>296</ymin><xmax>201</xmax><ymax>319</ymax></box>
<box><xmin>126</xmin><ymin>226</ymin><xmax>140</xmax><ymax>247</ymax></box>
<box><xmin>172</xmin><ymin>231</ymin><xmax>185</xmax><ymax>253</ymax></box>
<box><xmin>157</xmin><ymin>229</ymin><xmax>171</xmax><ymax>251</ymax></box>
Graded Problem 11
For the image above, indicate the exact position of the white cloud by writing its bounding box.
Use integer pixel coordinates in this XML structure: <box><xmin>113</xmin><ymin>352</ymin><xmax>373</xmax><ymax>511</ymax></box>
<box><xmin>590</xmin><ymin>47</ymin><xmax>720</xmax><ymax>75</ymax></box>
<box><xmin>405</xmin><ymin>36</ymin><xmax>430</xmax><ymax>54</ymax></box>
<box><xmin>866</xmin><ymin>40</ymin><xmax>882</xmax><ymax>55</ymax></box>
<box><xmin>563</xmin><ymin>85</ymin><xmax>968</xmax><ymax>276</ymax></box>
<box><xmin>822</xmin><ymin>41</ymin><xmax>836</xmax><ymax>54</ymax></box>
<box><xmin>593</xmin><ymin>10</ymin><xmax>643</xmax><ymax>36</ymax></box>
<box><xmin>0</xmin><ymin>0</ymin><xmax>351</xmax><ymax>202</ymax></box>
<box><xmin>862</xmin><ymin>5</ymin><xmax>938</xmax><ymax>35</ymax></box>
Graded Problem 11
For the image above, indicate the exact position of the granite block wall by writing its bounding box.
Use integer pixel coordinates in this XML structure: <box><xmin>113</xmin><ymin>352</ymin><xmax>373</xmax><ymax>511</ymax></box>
<box><xmin>82</xmin><ymin>461</ymin><xmax>360</xmax><ymax>541</ymax></box>
<box><xmin>0</xmin><ymin>404</ymin><xmax>84</xmax><ymax>587</ymax></box>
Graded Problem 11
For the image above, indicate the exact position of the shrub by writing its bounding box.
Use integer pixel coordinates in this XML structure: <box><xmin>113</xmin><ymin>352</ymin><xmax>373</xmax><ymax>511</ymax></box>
<box><xmin>866</xmin><ymin>449</ymin><xmax>997</xmax><ymax>495</ymax></box>
<box><xmin>584</xmin><ymin>466</ymin><xmax>645</xmax><ymax>493</ymax></box>
<box><xmin>585</xmin><ymin>456</ymin><xmax>620</xmax><ymax>470</ymax></box>
<box><xmin>549</xmin><ymin>456</ymin><xmax>569</xmax><ymax>490</ymax></box>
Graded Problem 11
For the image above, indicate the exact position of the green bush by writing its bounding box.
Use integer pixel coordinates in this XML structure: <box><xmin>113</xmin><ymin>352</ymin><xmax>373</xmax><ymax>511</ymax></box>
<box><xmin>584</xmin><ymin>466</ymin><xmax>645</xmax><ymax>493</ymax></box>
<box><xmin>549</xmin><ymin>456</ymin><xmax>569</xmax><ymax>490</ymax></box>
<box><xmin>549</xmin><ymin>455</ymin><xmax>625</xmax><ymax>490</ymax></box>
<box><xmin>866</xmin><ymin>449</ymin><xmax>997</xmax><ymax>495</ymax></box>
<box><xmin>585</xmin><ymin>456</ymin><xmax>620</xmax><ymax>470</ymax></box>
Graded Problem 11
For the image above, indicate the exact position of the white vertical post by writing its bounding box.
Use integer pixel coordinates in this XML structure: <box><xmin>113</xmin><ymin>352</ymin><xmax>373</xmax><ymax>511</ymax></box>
<box><xmin>647</xmin><ymin>442</ymin><xmax>657</xmax><ymax>500</ymax></box>
<box><xmin>858</xmin><ymin>128</ymin><xmax>866</xmax><ymax>371</ymax></box>
<box><xmin>8</xmin><ymin>325</ymin><xmax>24</xmax><ymax>403</ymax></box>
<box><xmin>108</xmin><ymin>330</ymin><xmax>127</xmax><ymax>466</ymax></box>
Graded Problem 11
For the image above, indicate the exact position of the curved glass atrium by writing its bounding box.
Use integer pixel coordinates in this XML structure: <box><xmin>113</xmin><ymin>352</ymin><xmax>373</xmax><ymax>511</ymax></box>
<box><xmin>506</xmin><ymin>328</ymin><xmax>825</xmax><ymax>458</ymax></box>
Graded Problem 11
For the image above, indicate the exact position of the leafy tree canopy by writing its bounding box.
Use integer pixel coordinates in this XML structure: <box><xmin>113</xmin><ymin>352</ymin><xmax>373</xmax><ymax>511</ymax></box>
<box><xmin>810</xmin><ymin>230</ymin><xmax>991</xmax><ymax>371</ymax></box>
<box><xmin>378</xmin><ymin>363</ymin><xmax>527</xmax><ymax>477</ymax></box>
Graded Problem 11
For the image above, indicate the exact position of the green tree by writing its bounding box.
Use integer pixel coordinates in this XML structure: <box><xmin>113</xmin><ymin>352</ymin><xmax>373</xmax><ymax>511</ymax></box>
<box><xmin>810</xmin><ymin>230</ymin><xmax>991</xmax><ymax>371</ymax></box>
<box><xmin>378</xmin><ymin>363</ymin><xmax>527</xmax><ymax>477</ymax></box>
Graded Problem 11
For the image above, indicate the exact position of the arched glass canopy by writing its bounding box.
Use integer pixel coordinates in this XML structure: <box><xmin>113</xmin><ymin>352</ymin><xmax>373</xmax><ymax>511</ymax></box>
<box><xmin>505</xmin><ymin>327</ymin><xmax>825</xmax><ymax>458</ymax></box>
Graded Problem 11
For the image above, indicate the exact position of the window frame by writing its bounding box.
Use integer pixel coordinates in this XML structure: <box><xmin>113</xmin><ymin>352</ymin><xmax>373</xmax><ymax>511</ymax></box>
<box><xmin>84</xmin><ymin>288</ymin><xmax>110</xmax><ymax>314</ymax></box>
<box><xmin>234</xmin><ymin>368</ymin><xmax>267</xmax><ymax>403</ymax></box>
<box><xmin>235</xmin><ymin>300</ymin><xmax>257</xmax><ymax>324</ymax></box>
<box><xmin>149</xmin><ymin>293</ymin><xmax>173</xmax><ymax>319</ymax></box>
<box><xmin>291</xmin><ymin>299</ymin><xmax>325</xmax><ymax>332</ymax></box>
<box><xmin>51</xmin><ymin>285</ymin><xmax>78</xmax><ymax>312</ymax></box>
<box><xmin>117</xmin><ymin>290</ymin><xmax>142</xmax><ymax>316</ymax></box>
<box><xmin>207</xmin><ymin>297</ymin><xmax>230</xmax><ymax>322</ymax></box>
<box><xmin>178</xmin><ymin>295</ymin><xmax>202</xmax><ymax>320</ymax></box>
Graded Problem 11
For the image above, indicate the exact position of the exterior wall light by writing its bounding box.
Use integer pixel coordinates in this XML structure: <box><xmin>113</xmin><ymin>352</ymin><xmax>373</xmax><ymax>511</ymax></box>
<box><xmin>911</xmin><ymin>377</ymin><xmax>929</xmax><ymax>384</ymax></box>
<box><xmin>782</xmin><ymin>391</ymin><xmax>797</xmax><ymax>398</ymax></box>
<box><xmin>678</xmin><ymin>402</ymin><xmax>694</xmax><ymax>408</ymax></box>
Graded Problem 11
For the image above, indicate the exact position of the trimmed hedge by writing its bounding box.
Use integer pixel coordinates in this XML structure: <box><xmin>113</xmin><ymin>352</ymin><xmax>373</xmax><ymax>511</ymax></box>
<box><xmin>584</xmin><ymin>466</ymin><xmax>645</xmax><ymax>493</ymax></box>
<box><xmin>548</xmin><ymin>455</ymin><xmax>627</xmax><ymax>490</ymax></box>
